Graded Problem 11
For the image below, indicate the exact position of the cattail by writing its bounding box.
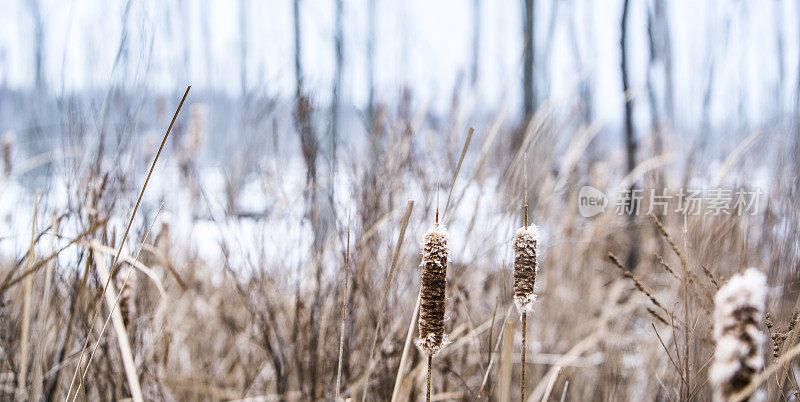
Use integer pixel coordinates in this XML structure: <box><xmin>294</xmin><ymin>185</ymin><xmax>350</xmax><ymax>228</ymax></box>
<box><xmin>513</xmin><ymin>225</ymin><xmax>540</xmax><ymax>314</ymax></box>
<box><xmin>178</xmin><ymin>103</ymin><xmax>206</xmax><ymax>172</ymax></box>
<box><xmin>118</xmin><ymin>269</ymin><xmax>136</xmax><ymax>330</ymax></box>
<box><xmin>710</xmin><ymin>268</ymin><xmax>767</xmax><ymax>402</ymax></box>
<box><xmin>417</xmin><ymin>215</ymin><xmax>449</xmax><ymax>402</ymax></box>
<box><xmin>2</xmin><ymin>130</ymin><xmax>14</xmax><ymax>177</ymax></box>
<box><xmin>417</xmin><ymin>223</ymin><xmax>449</xmax><ymax>356</ymax></box>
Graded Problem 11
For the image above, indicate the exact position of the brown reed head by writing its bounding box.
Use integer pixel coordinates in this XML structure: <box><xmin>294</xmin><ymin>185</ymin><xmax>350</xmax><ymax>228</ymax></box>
<box><xmin>417</xmin><ymin>223</ymin><xmax>449</xmax><ymax>356</ymax></box>
<box><xmin>513</xmin><ymin>224</ymin><xmax>539</xmax><ymax>314</ymax></box>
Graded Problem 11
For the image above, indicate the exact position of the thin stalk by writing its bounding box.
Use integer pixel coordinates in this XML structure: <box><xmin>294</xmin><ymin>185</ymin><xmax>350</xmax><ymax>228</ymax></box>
<box><xmin>521</xmin><ymin>312</ymin><xmax>527</xmax><ymax>401</ymax></box>
<box><xmin>426</xmin><ymin>354</ymin><xmax>433</xmax><ymax>402</ymax></box>
<box><xmin>521</xmin><ymin>173</ymin><xmax>529</xmax><ymax>401</ymax></box>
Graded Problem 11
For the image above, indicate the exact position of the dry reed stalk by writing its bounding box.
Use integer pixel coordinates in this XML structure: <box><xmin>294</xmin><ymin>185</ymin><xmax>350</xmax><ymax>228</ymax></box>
<box><xmin>390</xmin><ymin>292</ymin><xmax>420</xmax><ymax>402</ymax></box>
<box><xmin>541</xmin><ymin>366</ymin><xmax>563</xmax><ymax>402</ymax></box>
<box><xmin>710</xmin><ymin>268</ymin><xmax>766</xmax><ymax>402</ymax></box>
<box><xmin>66</xmin><ymin>86</ymin><xmax>189</xmax><ymax>401</ymax></box>
<box><xmin>93</xmin><ymin>253</ymin><xmax>144</xmax><ymax>402</ymax></box>
<box><xmin>476</xmin><ymin>304</ymin><xmax>514</xmax><ymax>399</ymax></box>
<box><xmin>87</xmin><ymin>204</ymin><xmax>162</xmax><ymax>402</ymax></box>
<box><xmin>334</xmin><ymin>212</ymin><xmax>350</xmax><ymax>401</ymax></box>
<box><xmin>16</xmin><ymin>194</ymin><xmax>37</xmax><ymax>399</ymax></box>
<box><xmin>499</xmin><ymin>319</ymin><xmax>514</xmax><ymax>402</ymax></box>
<box><xmin>361</xmin><ymin>200</ymin><xmax>414</xmax><ymax>401</ymax></box>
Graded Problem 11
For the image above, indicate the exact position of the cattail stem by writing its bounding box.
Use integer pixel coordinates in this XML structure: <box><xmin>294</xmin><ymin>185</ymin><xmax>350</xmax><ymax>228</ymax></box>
<box><xmin>426</xmin><ymin>354</ymin><xmax>432</xmax><ymax>402</ymax></box>
<box><xmin>521</xmin><ymin>311</ymin><xmax>527</xmax><ymax>402</ymax></box>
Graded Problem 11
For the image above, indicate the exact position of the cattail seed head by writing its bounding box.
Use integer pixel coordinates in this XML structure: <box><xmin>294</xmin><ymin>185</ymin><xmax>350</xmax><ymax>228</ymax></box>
<box><xmin>118</xmin><ymin>270</ymin><xmax>136</xmax><ymax>330</ymax></box>
<box><xmin>2</xmin><ymin>131</ymin><xmax>14</xmax><ymax>177</ymax></box>
<box><xmin>711</xmin><ymin>268</ymin><xmax>767</xmax><ymax>402</ymax></box>
<box><xmin>417</xmin><ymin>223</ymin><xmax>449</xmax><ymax>356</ymax></box>
<box><xmin>513</xmin><ymin>225</ymin><xmax>539</xmax><ymax>314</ymax></box>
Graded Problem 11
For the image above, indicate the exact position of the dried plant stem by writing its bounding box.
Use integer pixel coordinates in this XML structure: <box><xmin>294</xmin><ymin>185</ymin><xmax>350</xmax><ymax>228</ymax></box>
<box><xmin>390</xmin><ymin>292</ymin><xmax>420</xmax><ymax>402</ymax></box>
<box><xmin>16</xmin><ymin>194</ymin><xmax>38</xmax><ymax>399</ymax></box>
<box><xmin>426</xmin><ymin>354</ymin><xmax>433</xmax><ymax>402</ymax></box>
<box><xmin>442</xmin><ymin>127</ymin><xmax>474</xmax><ymax>219</ymax></box>
<box><xmin>520</xmin><ymin>200</ymin><xmax>528</xmax><ymax>402</ymax></box>
<box><xmin>521</xmin><ymin>311</ymin><xmax>527</xmax><ymax>402</ymax></box>
<box><xmin>66</xmin><ymin>85</ymin><xmax>189</xmax><ymax>401</ymax></box>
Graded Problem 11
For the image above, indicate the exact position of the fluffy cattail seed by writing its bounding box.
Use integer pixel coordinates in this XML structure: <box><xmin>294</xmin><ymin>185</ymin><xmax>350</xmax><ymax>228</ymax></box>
<box><xmin>710</xmin><ymin>268</ymin><xmax>767</xmax><ymax>402</ymax></box>
<box><xmin>417</xmin><ymin>223</ymin><xmax>449</xmax><ymax>356</ymax></box>
<box><xmin>513</xmin><ymin>225</ymin><xmax>540</xmax><ymax>314</ymax></box>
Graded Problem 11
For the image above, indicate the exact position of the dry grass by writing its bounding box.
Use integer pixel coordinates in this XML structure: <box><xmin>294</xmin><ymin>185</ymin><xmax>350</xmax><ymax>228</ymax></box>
<box><xmin>0</xmin><ymin>85</ymin><xmax>798</xmax><ymax>402</ymax></box>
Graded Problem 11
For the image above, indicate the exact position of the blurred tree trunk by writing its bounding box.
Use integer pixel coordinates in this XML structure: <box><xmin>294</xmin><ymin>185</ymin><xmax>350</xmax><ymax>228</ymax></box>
<box><xmin>200</xmin><ymin>0</ymin><xmax>213</xmax><ymax>88</ymax></box>
<box><xmin>471</xmin><ymin>0</ymin><xmax>480</xmax><ymax>87</ymax></box>
<box><xmin>294</xmin><ymin>0</ymin><xmax>303</xmax><ymax>99</ymax></box>
<box><xmin>367</xmin><ymin>0</ymin><xmax>376</xmax><ymax>123</ymax></box>
<box><xmin>239</xmin><ymin>0</ymin><xmax>248</xmax><ymax>95</ymax></box>
<box><xmin>523</xmin><ymin>0</ymin><xmax>535</xmax><ymax>118</ymax></box>
<box><xmin>621</xmin><ymin>0</ymin><xmax>635</xmax><ymax>177</ymax></box>
<box><xmin>542</xmin><ymin>0</ymin><xmax>558</xmax><ymax>97</ymax></box>
<box><xmin>657</xmin><ymin>0</ymin><xmax>674</xmax><ymax>125</ymax></box>
<box><xmin>774</xmin><ymin>0</ymin><xmax>785</xmax><ymax>115</ymax></box>
<box><xmin>646</xmin><ymin>4</ymin><xmax>662</xmax><ymax>154</ymax></box>
<box><xmin>331</xmin><ymin>0</ymin><xmax>343</xmax><ymax>172</ymax></box>
<box><xmin>567</xmin><ymin>0</ymin><xmax>593</xmax><ymax>123</ymax></box>
<box><xmin>514</xmin><ymin>0</ymin><xmax>536</xmax><ymax>150</ymax></box>
<box><xmin>28</xmin><ymin>0</ymin><xmax>45</xmax><ymax>92</ymax></box>
<box><xmin>621</xmin><ymin>0</ymin><xmax>639</xmax><ymax>271</ymax></box>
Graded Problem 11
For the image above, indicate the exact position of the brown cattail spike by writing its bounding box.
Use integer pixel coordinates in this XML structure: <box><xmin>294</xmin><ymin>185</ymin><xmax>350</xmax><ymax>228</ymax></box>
<box><xmin>514</xmin><ymin>225</ymin><xmax>539</xmax><ymax>314</ymax></box>
<box><xmin>417</xmin><ymin>223</ymin><xmax>449</xmax><ymax>356</ymax></box>
<box><xmin>2</xmin><ymin>131</ymin><xmax>14</xmax><ymax>177</ymax></box>
<box><xmin>118</xmin><ymin>271</ymin><xmax>136</xmax><ymax>330</ymax></box>
<box><xmin>710</xmin><ymin>268</ymin><xmax>766</xmax><ymax>402</ymax></box>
